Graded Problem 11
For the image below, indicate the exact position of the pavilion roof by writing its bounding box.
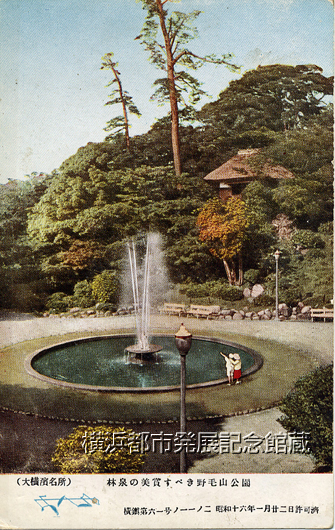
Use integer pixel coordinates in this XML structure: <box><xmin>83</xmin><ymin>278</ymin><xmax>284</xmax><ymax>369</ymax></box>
<box><xmin>204</xmin><ymin>149</ymin><xmax>294</xmax><ymax>183</ymax></box>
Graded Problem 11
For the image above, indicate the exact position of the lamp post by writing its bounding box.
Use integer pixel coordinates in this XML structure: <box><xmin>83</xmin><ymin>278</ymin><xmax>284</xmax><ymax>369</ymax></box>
<box><xmin>175</xmin><ymin>323</ymin><xmax>192</xmax><ymax>474</ymax></box>
<box><xmin>274</xmin><ymin>250</ymin><xmax>281</xmax><ymax>320</ymax></box>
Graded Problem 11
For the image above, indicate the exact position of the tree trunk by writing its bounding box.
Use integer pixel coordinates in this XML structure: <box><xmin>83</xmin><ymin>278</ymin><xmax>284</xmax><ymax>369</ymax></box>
<box><xmin>223</xmin><ymin>257</ymin><xmax>243</xmax><ymax>287</ymax></box>
<box><xmin>237</xmin><ymin>253</ymin><xmax>243</xmax><ymax>286</ymax></box>
<box><xmin>223</xmin><ymin>259</ymin><xmax>233</xmax><ymax>286</ymax></box>
<box><xmin>156</xmin><ymin>0</ymin><xmax>182</xmax><ymax>176</ymax></box>
<box><xmin>111</xmin><ymin>65</ymin><xmax>130</xmax><ymax>149</ymax></box>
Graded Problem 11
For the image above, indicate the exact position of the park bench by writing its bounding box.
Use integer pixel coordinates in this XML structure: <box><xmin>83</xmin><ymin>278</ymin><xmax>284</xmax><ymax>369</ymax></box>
<box><xmin>310</xmin><ymin>307</ymin><xmax>334</xmax><ymax>322</ymax></box>
<box><xmin>158</xmin><ymin>303</ymin><xmax>186</xmax><ymax>317</ymax></box>
<box><xmin>186</xmin><ymin>305</ymin><xmax>221</xmax><ymax>320</ymax></box>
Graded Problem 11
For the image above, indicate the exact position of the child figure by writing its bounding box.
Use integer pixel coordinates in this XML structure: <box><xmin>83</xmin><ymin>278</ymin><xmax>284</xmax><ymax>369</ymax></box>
<box><xmin>220</xmin><ymin>352</ymin><xmax>234</xmax><ymax>385</ymax></box>
<box><xmin>231</xmin><ymin>353</ymin><xmax>242</xmax><ymax>384</ymax></box>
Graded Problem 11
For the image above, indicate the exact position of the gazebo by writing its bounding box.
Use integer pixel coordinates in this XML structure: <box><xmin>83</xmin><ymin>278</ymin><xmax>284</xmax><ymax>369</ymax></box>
<box><xmin>204</xmin><ymin>148</ymin><xmax>294</xmax><ymax>202</ymax></box>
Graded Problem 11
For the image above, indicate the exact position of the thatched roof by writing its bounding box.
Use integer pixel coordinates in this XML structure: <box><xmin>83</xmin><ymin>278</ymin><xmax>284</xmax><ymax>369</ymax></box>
<box><xmin>204</xmin><ymin>149</ymin><xmax>294</xmax><ymax>183</ymax></box>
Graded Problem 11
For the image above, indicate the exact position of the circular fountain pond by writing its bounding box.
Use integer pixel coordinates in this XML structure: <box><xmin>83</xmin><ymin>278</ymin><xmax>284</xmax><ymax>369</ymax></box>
<box><xmin>25</xmin><ymin>334</ymin><xmax>263</xmax><ymax>392</ymax></box>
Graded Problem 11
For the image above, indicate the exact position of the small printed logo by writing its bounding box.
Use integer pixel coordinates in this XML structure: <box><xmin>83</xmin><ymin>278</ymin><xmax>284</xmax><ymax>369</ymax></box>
<box><xmin>35</xmin><ymin>493</ymin><xmax>100</xmax><ymax>516</ymax></box>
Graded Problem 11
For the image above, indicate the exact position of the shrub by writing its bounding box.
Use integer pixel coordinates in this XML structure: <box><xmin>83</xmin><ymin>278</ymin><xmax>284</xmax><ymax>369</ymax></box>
<box><xmin>253</xmin><ymin>293</ymin><xmax>275</xmax><ymax>307</ymax></box>
<box><xmin>279</xmin><ymin>287</ymin><xmax>301</xmax><ymax>307</ymax></box>
<box><xmin>318</xmin><ymin>221</ymin><xmax>333</xmax><ymax>236</ymax></box>
<box><xmin>52</xmin><ymin>425</ymin><xmax>145</xmax><ymax>474</ymax></box>
<box><xmin>243</xmin><ymin>269</ymin><xmax>260</xmax><ymax>286</ymax></box>
<box><xmin>95</xmin><ymin>302</ymin><xmax>117</xmax><ymax>312</ymax></box>
<box><xmin>184</xmin><ymin>283</ymin><xmax>210</xmax><ymax>298</ymax></box>
<box><xmin>278</xmin><ymin>364</ymin><xmax>333</xmax><ymax>470</ymax></box>
<box><xmin>302</xmin><ymin>295</ymin><xmax>326</xmax><ymax>308</ymax></box>
<box><xmin>183</xmin><ymin>281</ymin><xmax>243</xmax><ymax>302</ymax></box>
<box><xmin>72</xmin><ymin>280</ymin><xmax>95</xmax><ymax>308</ymax></box>
<box><xmin>91</xmin><ymin>270</ymin><xmax>119</xmax><ymax>304</ymax></box>
<box><xmin>212</xmin><ymin>284</ymin><xmax>243</xmax><ymax>301</ymax></box>
<box><xmin>46</xmin><ymin>292</ymin><xmax>71</xmax><ymax>313</ymax></box>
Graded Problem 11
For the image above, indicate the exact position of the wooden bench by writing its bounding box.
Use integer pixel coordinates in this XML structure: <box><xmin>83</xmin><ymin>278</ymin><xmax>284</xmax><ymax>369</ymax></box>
<box><xmin>311</xmin><ymin>308</ymin><xmax>334</xmax><ymax>322</ymax></box>
<box><xmin>187</xmin><ymin>305</ymin><xmax>221</xmax><ymax>319</ymax></box>
<box><xmin>158</xmin><ymin>303</ymin><xmax>186</xmax><ymax>317</ymax></box>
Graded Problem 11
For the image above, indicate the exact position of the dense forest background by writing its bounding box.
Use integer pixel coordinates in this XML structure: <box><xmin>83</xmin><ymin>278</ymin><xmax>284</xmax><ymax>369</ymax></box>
<box><xmin>0</xmin><ymin>64</ymin><xmax>333</xmax><ymax>313</ymax></box>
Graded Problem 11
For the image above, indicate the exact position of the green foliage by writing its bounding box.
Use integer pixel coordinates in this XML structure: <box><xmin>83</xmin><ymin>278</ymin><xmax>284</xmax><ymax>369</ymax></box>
<box><xmin>291</xmin><ymin>230</ymin><xmax>325</xmax><ymax>250</ymax></box>
<box><xmin>243</xmin><ymin>269</ymin><xmax>260</xmax><ymax>285</ymax></box>
<box><xmin>1</xmin><ymin>64</ymin><xmax>333</xmax><ymax>312</ymax></box>
<box><xmin>241</xmin><ymin>181</ymin><xmax>278</xmax><ymax>271</ymax></box>
<box><xmin>199</xmin><ymin>64</ymin><xmax>333</xmax><ymax>135</ymax></box>
<box><xmin>278</xmin><ymin>287</ymin><xmax>301</xmax><ymax>307</ymax></box>
<box><xmin>243</xmin><ymin>181</ymin><xmax>277</xmax><ymax>224</ymax></box>
<box><xmin>257</xmin><ymin>226</ymin><xmax>333</xmax><ymax>307</ymax></box>
<box><xmin>101</xmin><ymin>52</ymin><xmax>141</xmax><ymax>145</ymax></box>
<box><xmin>298</xmin><ymin>254</ymin><xmax>333</xmax><ymax>303</ymax></box>
<box><xmin>0</xmin><ymin>174</ymin><xmax>54</xmax><ymax>310</ymax></box>
<box><xmin>266</xmin><ymin>117</ymin><xmax>333</xmax><ymax>229</ymax></box>
<box><xmin>72</xmin><ymin>280</ymin><xmax>95</xmax><ymax>308</ymax></box>
<box><xmin>95</xmin><ymin>302</ymin><xmax>117</xmax><ymax>312</ymax></box>
<box><xmin>181</xmin><ymin>280</ymin><xmax>243</xmax><ymax>301</ymax></box>
<box><xmin>278</xmin><ymin>365</ymin><xmax>333</xmax><ymax>469</ymax></box>
<box><xmin>138</xmin><ymin>2</ymin><xmax>237</xmax><ymax>112</ymax></box>
<box><xmin>52</xmin><ymin>425</ymin><xmax>145</xmax><ymax>474</ymax></box>
<box><xmin>296</xmin><ymin>226</ymin><xmax>333</xmax><ymax>303</ymax></box>
<box><xmin>165</xmin><ymin>234</ymin><xmax>225</xmax><ymax>284</ymax></box>
<box><xmin>210</xmin><ymin>283</ymin><xmax>243</xmax><ymax>301</ymax></box>
<box><xmin>91</xmin><ymin>270</ymin><xmax>119</xmax><ymax>304</ymax></box>
<box><xmin>253</xmin><ymin>293</ymin><xmax>275</xmax><ymax>307</ymax></box>
<box><xmin>4</xmin><ymin>281</ymin><xmax>46</xmax><ymax>312</ymax></box>
<box><xmin>318</xmin><ymin>221</ymin><xmax>333</xmax><ymax>236</ymax></box>
<box><xmin>46</xmin><ymin>292</ymin><xmax>71</xmax><ymax>313</ymax></box>
<box><xmin>302</xmin><ymin>295</ymin><xmax>328</xmax><ymax>308</ymax></box>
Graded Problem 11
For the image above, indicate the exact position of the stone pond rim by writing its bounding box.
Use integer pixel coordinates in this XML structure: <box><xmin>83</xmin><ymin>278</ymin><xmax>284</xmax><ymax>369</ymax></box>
<box><xmin>24</xmin><ymin>334</ymin><xmax>264</xmax><ymax>394</ymax></box>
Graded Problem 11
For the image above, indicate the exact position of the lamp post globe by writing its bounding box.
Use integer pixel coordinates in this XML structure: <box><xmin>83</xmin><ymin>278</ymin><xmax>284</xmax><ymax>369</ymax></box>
<box><xmin>175</xmin><ymin>323</ymin><xmax>192</xmax><ymax>356</ymax></box>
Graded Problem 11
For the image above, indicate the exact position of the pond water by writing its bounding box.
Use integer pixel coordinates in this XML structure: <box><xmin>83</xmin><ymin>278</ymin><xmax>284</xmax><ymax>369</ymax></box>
<box><xmin>31</xmin><ymin>335</ymin><xmax>256</xmax><ymax>389</ymax></box>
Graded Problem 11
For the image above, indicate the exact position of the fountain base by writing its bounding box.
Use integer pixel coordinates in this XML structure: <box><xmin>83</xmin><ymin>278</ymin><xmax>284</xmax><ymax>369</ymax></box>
<box><xmin>125</xmin><ymin>344</ymin><xmax>163</xmax><ymax>365</ymax></box>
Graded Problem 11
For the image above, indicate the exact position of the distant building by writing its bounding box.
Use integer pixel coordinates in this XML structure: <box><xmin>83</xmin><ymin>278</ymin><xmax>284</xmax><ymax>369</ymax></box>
<box><xmin>204</xmin><ymin>148</ymin><xmax>294</xmax><ymax>202</ymax></box>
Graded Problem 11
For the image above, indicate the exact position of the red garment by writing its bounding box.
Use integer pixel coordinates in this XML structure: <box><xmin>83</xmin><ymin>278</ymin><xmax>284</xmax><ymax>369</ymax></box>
<box><xmin>234</xmin><ymin>369</ymin><xmax>242</xmax><ymax>380</ymax></box>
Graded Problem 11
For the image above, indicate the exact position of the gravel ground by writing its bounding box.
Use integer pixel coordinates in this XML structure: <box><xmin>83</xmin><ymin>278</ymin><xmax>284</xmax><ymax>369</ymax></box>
<box><xmin>0</xmin><ymin>313</ymin><xmax>332</xmax><ymax>364</ymax></box>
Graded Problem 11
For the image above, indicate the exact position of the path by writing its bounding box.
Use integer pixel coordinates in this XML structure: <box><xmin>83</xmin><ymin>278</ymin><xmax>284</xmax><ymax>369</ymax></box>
<box><xmin>188</xmin><ymin>407</ymin><xmax>315</xmax><ymax>474</ymax></box>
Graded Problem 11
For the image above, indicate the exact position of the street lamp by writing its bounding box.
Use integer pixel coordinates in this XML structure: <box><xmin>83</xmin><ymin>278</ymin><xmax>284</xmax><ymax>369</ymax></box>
<box><xmin>274</xmin><ymin>250</ymin><xmax>281</xmax><ymax>320</ymax></box>
<box><xmin>175</xmin><ymin>323</ymin><xmax>192</xmax><ymax>474</ymax></box>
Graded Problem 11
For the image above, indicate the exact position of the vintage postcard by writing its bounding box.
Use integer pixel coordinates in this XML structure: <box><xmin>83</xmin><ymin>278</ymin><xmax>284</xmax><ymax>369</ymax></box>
<box><xmin>0</xmin><ymin>0</ymin><xmax>333</xmax><ymax>528</ymax></box>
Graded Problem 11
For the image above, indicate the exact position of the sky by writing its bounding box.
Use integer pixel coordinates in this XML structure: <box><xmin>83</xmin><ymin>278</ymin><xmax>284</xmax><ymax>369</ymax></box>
<box><xmin>0</xmin><ymin>0</ymin><xmax>333</xmax><ymax>184</ymax></box>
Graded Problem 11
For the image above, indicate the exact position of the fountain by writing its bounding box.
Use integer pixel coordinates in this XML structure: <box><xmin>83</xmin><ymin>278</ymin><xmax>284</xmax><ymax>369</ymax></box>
<box><xmin>125</xmin><ymin>234</ymin><xmax>163</xmax><ymax>364</ymax></box>
<box><xmin>24</xmin><ymin>233</ymin><xmax>264</xmax><ymax>408</ymax></box>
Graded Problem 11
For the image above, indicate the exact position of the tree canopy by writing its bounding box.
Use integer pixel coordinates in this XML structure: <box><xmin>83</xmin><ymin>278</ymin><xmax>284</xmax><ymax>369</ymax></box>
<box><xmin>199</xmin><ymin>64</ymin><xmax>333</xmax><ymax>135</ymax></box>
<box><xmin>101</xmin><ymin>53</ymin><xmax>141</xmax><ymax>147</ymax></box>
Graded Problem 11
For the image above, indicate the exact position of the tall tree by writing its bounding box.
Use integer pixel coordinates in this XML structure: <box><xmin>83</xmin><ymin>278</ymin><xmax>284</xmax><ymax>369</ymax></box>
<box><xmin>196</xmin><ymin>196</ymin><xmax>249</xmax><ymax>286</ymax></box>
<box><xmin>137</xmin><ymin>0</ymin><xmax>238</xmax><ymax>176</ymax></box>
<box><xmin>199</xmin><ymin>64</ymin><xmax>333</xmax><ymax>137</ymax></box>
<box><xmin>101</xmin><ymin>53</ymin><xmax>141</xmax><ymax>148</ymax></box>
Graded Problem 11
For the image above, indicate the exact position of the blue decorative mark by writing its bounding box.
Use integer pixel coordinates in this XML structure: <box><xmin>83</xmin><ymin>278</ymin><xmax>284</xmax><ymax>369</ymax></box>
<box><xmin>35</xmin><ymin>494</ymin><xmax>99</xmax><ymax>516</ymax></box>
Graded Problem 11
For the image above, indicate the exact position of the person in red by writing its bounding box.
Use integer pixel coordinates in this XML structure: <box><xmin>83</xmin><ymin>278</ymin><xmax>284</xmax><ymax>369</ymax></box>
<box><xmin>231</xmin><ymin>353</ymin><xmax>242</xmax><ymax>384</ymax></box>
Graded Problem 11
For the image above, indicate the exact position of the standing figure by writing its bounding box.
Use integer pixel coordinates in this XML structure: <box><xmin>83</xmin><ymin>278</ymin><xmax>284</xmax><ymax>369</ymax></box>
<box><xmin>231</xmin><ymin>353</ymin><xmax>242</xmax><ymax>384</ymax></box>
<box><xmin>220</xmin><ymin>352</ymin><xmax>234</xmax><ymax>385</ymax></box>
